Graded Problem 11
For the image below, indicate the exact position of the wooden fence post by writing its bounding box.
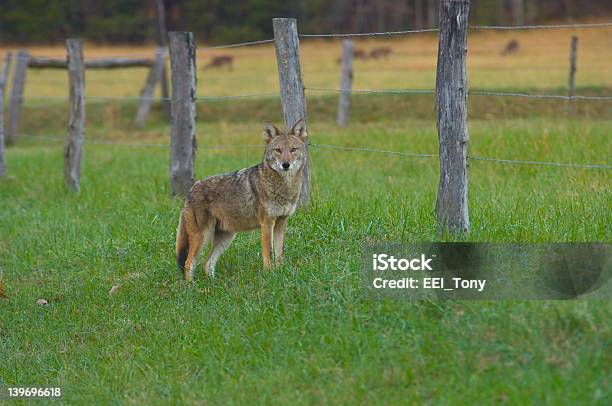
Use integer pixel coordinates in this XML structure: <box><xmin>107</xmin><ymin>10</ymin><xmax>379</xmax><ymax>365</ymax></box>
<box><xmin>134</xmin><ymin>48</ymin><xmax>167</xmax><ymax>127</ymax></box>
<box><xmin>0</xmin><ymin>52</ymin><xmax>13</xmax><ymax>178</ymax></box>
<box><xmin>435</xmin><ymin>0</ymin><xmax>470</xmax><ymax>234</ymax></box>
<box><xmin>168</xmin><ymin>31</ymin><xmax>196</xmax><ymax>197</ymax></box>
<box><xmin>337</xmin><ymin>40</ymin><xmax>354</xmax><ymax>127</ymax></box>
<box><xmin>65</xmin><ymin>39</ymin><xmax>85</xmax><ymax>193</ymax></box>
<box><xmin>6</xmin><ymin>50</ymin><xmax>29</xmax><ymax>145</ymax></box>
<box><xmin>273</xmin><ymin>18</ymin><xmax>310</xmax><ymax>206</ymax></box>
<box><xmin>568</xmin><ymin>35</ymin><xmax>578</xmax><ymax>113</ymax></box>
<box><xmin>160</xmin><ymin>60</ymin><xmax>171</xmax><ymax>121</ymax></box>
<box><xmin>28</xmin><ymin>57</ymin><xmax>156</xmax><ymax>69</ymax></box>
<box><xmin>155</xmin><ymin>0</ymin><xmax>172</xmax><ymax>121</ymax></box>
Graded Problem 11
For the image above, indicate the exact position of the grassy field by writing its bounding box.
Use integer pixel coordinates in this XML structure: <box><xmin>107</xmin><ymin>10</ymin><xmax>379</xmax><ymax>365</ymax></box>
<box><xmin>1</xmin><ymin>26</ymin><xmax>611</xmax><ymax>404</ymax></box>
<box><xmin>3</xmin><ymin>23</ymin><xmax>611</xmax><ymax>99</ymax></box>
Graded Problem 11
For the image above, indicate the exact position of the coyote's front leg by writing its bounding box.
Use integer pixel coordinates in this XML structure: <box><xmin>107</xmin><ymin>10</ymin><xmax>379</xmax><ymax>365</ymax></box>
<box><xmin>260</xmin><ymin>216</ymin><xmax>276</xmax><ymax>270</ymax></box>
<box><xmin>273</xmin><ymin>216</ymin><xmax>288</xmax><ymax>267</ymax></box>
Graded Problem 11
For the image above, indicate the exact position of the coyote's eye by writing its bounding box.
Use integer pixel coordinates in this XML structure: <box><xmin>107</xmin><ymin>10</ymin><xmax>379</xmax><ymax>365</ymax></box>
<box><xmin>289</xmin><ymin>148</ymin><xmax>298</xmax><ymax>153</ymax></box>
<box><xmin>274</xmin><ymin>148</ymin><xmax>282</xmax><ymax>153</ymax></box>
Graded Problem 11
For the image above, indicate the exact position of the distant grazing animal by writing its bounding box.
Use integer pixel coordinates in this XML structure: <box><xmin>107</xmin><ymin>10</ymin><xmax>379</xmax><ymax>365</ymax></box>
<box><xmin>176</xmin><ymin>120</ymin><xmax>308</xmax><ymax>281</ymax></box>
<box><xmin>354</xmin><ymin>49</ymin><xmax>367</xmax><ymax>59</ymax></box>
<box><xmin>205</xmin><ymin>55</ymin><xmax>234</xmax><ymax>70</ymax></box>
<box><xmin>501</xmin><ymin>40</ymin><xmax>519</xmax><ymax>55</ymax></box>
<box><xmin>336</xmin><ymin>49</ymin><xmax>368</xmax><ymax>64</ymax></box>
<box><xmin>369</xmin><ymin>47</ymin><xmax>393</xmax><ymax>59</ymax></box>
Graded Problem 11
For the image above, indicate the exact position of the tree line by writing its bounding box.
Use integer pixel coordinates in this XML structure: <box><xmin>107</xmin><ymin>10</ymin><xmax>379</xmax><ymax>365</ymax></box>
<box><xmin>0</xmin><ymin>0</ymin><xmax>609</xmax><ymax>45</ymax></box>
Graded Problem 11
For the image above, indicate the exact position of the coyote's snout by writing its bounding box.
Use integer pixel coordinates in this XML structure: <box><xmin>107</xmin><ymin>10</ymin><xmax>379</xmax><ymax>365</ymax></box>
<box><xmin>175</xmin><ymin>119</ymin><xmax>308</xmax><ymax>281</ymax></box>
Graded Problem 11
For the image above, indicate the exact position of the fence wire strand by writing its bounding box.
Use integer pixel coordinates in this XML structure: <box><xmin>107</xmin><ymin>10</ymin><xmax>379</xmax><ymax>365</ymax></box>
<box><xmin>199</xmin><ymin>39</ymin><xmax>275</xmax><ymax>50</ymax></box>
<box><xmin>301</xmin><ymin>28</ymin><xmax>439</xmax><ymax>37</ymax></box>
<box><xmin>300</xmin><ymin>22</ymin><xmax>612</xmax><ymax>38</ymax></box>
<box><xmin>16</xmin><ymin>89</ymin><xmax>612</xmax><ymax>104</ymax></box>
<box><xmin>471</xmin><ymin>22</ymin><xmax>612</xmax><ymax>30</ymax></box>
<box><xmin>20</xmin><ymin>135</ymin><xmax>612</xmax><ymax>170</ymax></box>
<box><xmin>21</xmin><ymin>134</ymin><xmax>264</xmax><ymax>150</ymax></box>
<box><xmin>468</xmin><ymin>91</ymin><xmax>612</xmax><ymax>101</ymax></box>
<box><xmin>310</xmin><ymin>143</ymin><xmax>437</xmax><ymax>158</ymax></box>
<box><xmin>305</xmin><ymin>87</ymin><xmax>612</xmax><ymax>101</ymax></box>
<box><xmin>307</xmin><ymin>87</ymin><xmax>435</xmax><ymax>95</ymax></box>
<box><xmin>16</xmin><ymin>92</ymin><xmax>281</xmax><ymax>107</ymax></box>
<box><xmin>310</xmin><ymin>143</ymin><xmax>612</xmax><ymax>169</ymax></box>
<box><xmin>197</xmin><ymin>92</ymin><xmax>279</xmax><ymax>100</ymax></box>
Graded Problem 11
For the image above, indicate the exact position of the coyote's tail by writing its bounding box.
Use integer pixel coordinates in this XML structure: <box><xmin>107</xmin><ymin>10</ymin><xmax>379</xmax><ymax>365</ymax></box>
<box><xmin>176</xmin><ymin>210</ymin><xmax>189</xmax><ymax>272</ymax></box>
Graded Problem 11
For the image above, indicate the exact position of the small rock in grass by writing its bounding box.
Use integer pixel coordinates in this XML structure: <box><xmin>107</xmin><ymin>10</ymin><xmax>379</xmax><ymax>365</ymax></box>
<box><xmin>109</xmin><ymin>284</ymin><xmax>121</xmax><ymax>296</ymax></box>
<box><xmin>36</xmin><ymin>298</ymin><xmax>48</xmax><ymax>306</ymax></box>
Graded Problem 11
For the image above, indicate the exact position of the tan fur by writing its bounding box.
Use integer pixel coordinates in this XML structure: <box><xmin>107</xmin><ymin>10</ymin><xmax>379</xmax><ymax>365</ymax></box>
<box><xmin>369</xmin><ymin>47</ymin><xmax>392</xmax><ymax>59</ymax></box>
<box><xmin>335</xmin><ymin>49</ymin><xmax>368</xmax><ymax>64</ymax></box>
<box><xmin>176</xmin><ymin>119</ymin><xmax>308</xmax><ymax>281</ymax></box>
<box><xmin>501</xmin><ymin>40</ymin><xmax>519</xmax><ymax>55</ymax></box>
<box><xmin>205</xmin><ymin>55</ymin><xmax>234</xmax><ymax>70</ymax></box>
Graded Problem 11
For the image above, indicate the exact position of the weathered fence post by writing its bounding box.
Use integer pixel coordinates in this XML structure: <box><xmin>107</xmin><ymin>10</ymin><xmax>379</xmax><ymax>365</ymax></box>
<box><xmin>160</xmin><ymin>61</ymin><xmax>171</xmax><ymax>121</ymax></box>
<box><xmin>435</xmin><ymin>0</ymin><xmax>470</xmax><ymax>234</ymax></box>
<box><xmin>568</xmin><ymin>35</ymin><xmax>578</xmax><ymax>113</ymax></box>
<box><xmin>6</xmin><ymin>50</ymin><xmax>29</xmax><ymax>145</ymax></box>
<box><xmin>337</xmin><ymin>40</ymin><xmax>354</xmax><ymax>127</ymax></box>
<box><xmin>0</xmin><ymin>53</ymin><xmax>13</xmax><ymax>178</ymax></box>
<box><xmin>168</xmin><ymin>31</ymin><xmax>196</xmax><ymax>197</ymax></box>
<box><xmin>134</xmin><ymin>48</ymin><xmax>167</xmax><ymax>127</ymax></box>
<box><xmin>273</xmin><ymin>18</ymin><xmax>310</xmax><ymax>206</ymax></box>
<box><xmin>64</xmin><ymin>39</ymin><xmax>85</xmax><ymax>193</ymax></box>
<box><xmin>155</xmin><ymin>0</ymin><xmax>172</xmax><ymax>121</ymax></box>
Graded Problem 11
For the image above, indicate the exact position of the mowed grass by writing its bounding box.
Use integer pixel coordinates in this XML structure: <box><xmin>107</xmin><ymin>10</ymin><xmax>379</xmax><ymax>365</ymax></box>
<box><xmin>1</xmin><ymin>23</ymin><xmax>611</xmax><ymax>403</ymax></box>
<box><xmin>1</xmin><ymin>110</ymin><xmax>611</xmax><ymax>403</ymax></box>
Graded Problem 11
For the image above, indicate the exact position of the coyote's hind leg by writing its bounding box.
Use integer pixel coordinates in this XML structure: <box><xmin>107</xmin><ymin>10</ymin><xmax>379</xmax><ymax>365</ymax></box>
<box><xmin>204</xmin><ymin>228</ymin><xmax>236</xmax><ymax>277</ymax></box>
<box><xmin>184</xmin><ymin>217</ymin><xmax>215</xmax><ymax>282</ymax></box>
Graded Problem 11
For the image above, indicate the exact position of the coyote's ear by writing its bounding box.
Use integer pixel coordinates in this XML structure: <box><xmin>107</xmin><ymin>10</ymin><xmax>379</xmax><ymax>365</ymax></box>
<box><xmin>290</xmin><ymin>119</ymin><xmax>308</xmax><ymax>141</ymax></box>
<box><xmin>263</xmin><ymin>121</ymin><xmax>281</xmax><ymax>143</ymax></box>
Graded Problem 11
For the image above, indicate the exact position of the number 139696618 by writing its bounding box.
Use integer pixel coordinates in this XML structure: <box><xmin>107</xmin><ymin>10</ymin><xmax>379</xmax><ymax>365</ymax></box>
<box><xmin>3</xmin><ymin>387</ymin><xmax>62</xmax><ymax>398</ymax></box>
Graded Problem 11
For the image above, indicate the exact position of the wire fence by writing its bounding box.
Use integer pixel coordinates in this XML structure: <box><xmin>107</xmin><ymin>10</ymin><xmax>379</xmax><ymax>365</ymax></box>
<box><xmin>7</xmin><ymin>21</ymin><xmax>612</xmax><ymax>173</ymax></box>
<box><xmin>192</xmin><ymin>22</ymin><xmax>612</xmax><ymax>44</ymax></box>
<box><xmin>15</xmin><ymin>88</ymin><xmax>608</xmax><ymax>109</ymax></box>
<box><xmin>16</xmin><ymin>88</ymin><xmax>612</xmax><ymax>106</ymax></box>
<box><xmin>10</xmin><ymin>20</ymin><xmax>599</xmax><ymax>60</ymax></box>
<box><xmin>6</xmin><ymin>19</ymin><xmax>611</xmax><ymax>106</ymax></box>
<box><xmin>199</xmin><ymin>39</ymin><xmax>275</xmax><ymax>50</ymax></box>
<box><xmin>300</xmin><ymin>22</ymin><xmax>612</xmax><ymax>38</ymax></box>
<box><xmin>21</xmin><ymin>134</ymin><xmax>612</xmax><ymax>170</ymax></box>
<box><xmin>305</xmin><ymin>87</ymin><xmax>612</xmax><ymax>101</ymax></box>
<box><xmin>14</xmin><ymin>92</ymin><xmax>281</xmax><ymax>107</ymax></box>
<box><xmin>4</xmin><ymin>21</ymin><xmax>611</xmax><ymax>62</ymax></box>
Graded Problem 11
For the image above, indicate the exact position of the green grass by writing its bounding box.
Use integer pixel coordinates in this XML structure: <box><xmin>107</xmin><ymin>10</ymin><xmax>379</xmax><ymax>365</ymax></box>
<box><xmin>1</xmin><ymin>103</ymin><xmax>611</xmax><ymax>403</ymax></box>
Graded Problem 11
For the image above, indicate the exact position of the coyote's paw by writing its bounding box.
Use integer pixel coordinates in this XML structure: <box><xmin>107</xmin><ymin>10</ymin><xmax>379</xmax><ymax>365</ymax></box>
<box><xmin>205</xmin><ymin>264</ymin><xmax>216</xmax><ymax>278</ymax></box>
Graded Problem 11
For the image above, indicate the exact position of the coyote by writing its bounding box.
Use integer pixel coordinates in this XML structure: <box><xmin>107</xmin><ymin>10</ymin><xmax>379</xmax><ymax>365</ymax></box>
<box><xmin>175</xmin><ymin>119</ymin><xmax>308</xmax><ymax>281</ymax></box>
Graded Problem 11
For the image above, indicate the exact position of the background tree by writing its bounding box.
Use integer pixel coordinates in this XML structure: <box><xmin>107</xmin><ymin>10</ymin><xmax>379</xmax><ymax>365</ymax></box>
<box><xmin>0</xmin><ymin>0</ymin><xmax>609</xmax><ymax>44</ymax></box>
